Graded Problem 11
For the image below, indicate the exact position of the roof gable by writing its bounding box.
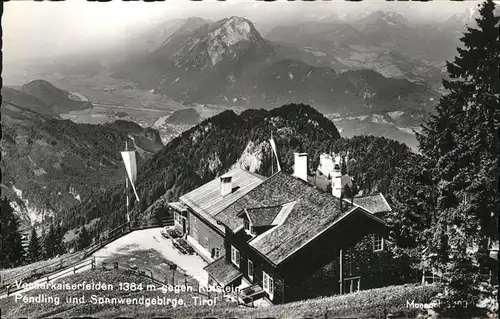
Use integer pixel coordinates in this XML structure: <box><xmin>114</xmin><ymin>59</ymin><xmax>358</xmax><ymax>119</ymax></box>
<box><xmin>352</xmin><ymin>193</ymin><xmax>391</xmax><ymax>214</ymax></box>
<box><xmin>216</xmin><ymin>172</ymin><xmax>386</xmax><ymax>265</ymax></box>
<box><xmin>244</xmin><ymin>205</ymin><xmax>283</xmax><ymax>227</ymax></box>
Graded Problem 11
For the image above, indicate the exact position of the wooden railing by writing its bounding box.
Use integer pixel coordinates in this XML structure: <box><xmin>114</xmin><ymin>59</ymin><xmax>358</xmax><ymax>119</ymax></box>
<box><xmin>4</xmin><ymin>257</ymin><xmax>96</xmax><ymax>296</ymax></box>
<box><xmin>1</xmin><ymin>218</ymin><xmax>173</xmax><ymax>294</ymax></box>
<box><xmin>0</xmin><ymin>252</ymin><xmax>85</xmax><ymax>292</ymax></box>
<box><xmin>83</xmin><ymin>218</ymin><xmax>173</xmax><ymax>258</ymax></box>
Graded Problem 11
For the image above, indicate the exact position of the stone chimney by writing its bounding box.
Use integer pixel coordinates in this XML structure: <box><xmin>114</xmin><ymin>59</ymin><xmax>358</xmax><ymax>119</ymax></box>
<box><xmin>293</xmin><ymin>153</ymin><xmax>308</xmax><ymax>182</ymax></box>
<box><xmin>332</xmin><ymin>154</ymin><xmax>342</xmax><ymax>198</ymax></box>
<box><xmin>220</xmin><ymin>176</ymin><xmax>233</xmax><ymax>197</ymax></box>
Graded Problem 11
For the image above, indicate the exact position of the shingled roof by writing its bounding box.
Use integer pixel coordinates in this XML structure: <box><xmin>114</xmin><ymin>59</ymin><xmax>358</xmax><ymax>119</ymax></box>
<box><xmin>203</xmin><ymin>257</ymin><xmax>242</xmax><ymax>287</ymax></box>
<box><xmin>215</xmin><ymin>171</ymin><xmax>386</xmax><ymax>265</ymax></box>
<box><xmin>180</xmin><ymin>168</ymin><xmax>266</xmax><ymax>230</ymax></box>
<box><xmin>353</xmin><ymin>193</ymin><xmax>392</xmax><ymax>214</ymax></box>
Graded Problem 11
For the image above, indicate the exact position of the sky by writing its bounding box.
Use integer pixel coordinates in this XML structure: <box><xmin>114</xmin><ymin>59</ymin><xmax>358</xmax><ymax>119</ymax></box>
<box><xmin>2</xmin><ymin>0</ymin><xmax>487</xmax><ymax>63</ymax></box>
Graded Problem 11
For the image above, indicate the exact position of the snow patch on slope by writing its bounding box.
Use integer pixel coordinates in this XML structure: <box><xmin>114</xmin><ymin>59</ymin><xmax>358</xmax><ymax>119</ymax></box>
<box><xmin>387</xmin><ymin>111</ymin><xmax>405</xmax><ymax>120</ymax></box>
<box><xmin>371</xmin><ymin>114</ymin><xmax>390</xmax><ymax>124</ymax></box>
<box><xmin>397</xmin><ymin>126</ymin><xmax>423</xmax><ymax>135</ymax></box>
<box><xmin>303</xmin><ymin>47</ymin><xmax>326</xmax><ymax>57</ymax></box>
<box><xmin>10</xmin><ymin>185</ymin><xmax>55</xmax><ymax>225</ymax></box>
<box><xmin>69</xmin><ymin>187</ymin><xmax>81</xmax><ymax>202</ymax></box>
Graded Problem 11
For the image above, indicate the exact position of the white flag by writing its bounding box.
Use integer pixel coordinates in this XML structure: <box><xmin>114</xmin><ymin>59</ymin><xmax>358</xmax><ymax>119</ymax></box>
<box><xmin>121</xmin><ymin>151</ymin><xmax>140</xmax><ymax>202</ymax></box>
<box><xmin>269</xmin><ymin>138</ymin><xmax>281</xmax><ymax>172</ymax></box>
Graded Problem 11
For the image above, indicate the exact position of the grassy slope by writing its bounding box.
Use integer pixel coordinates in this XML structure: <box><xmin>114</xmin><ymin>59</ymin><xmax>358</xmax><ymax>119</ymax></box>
<box><xmin>0</xmin><ymin>252</ymin><xmax>85</xmax><ymax>284</ymax></box>
<box><xmin>1</xmin><ymin>249</ymin><xmax>235</xmax><ymax>319</ymax></box>
<box><xmin>2</xmin><ymin>265</ymin><xmax>441</xmax><ymax>319</ymax></box>
<box><xmin>140</xmin><ymin>284</ymin><xmax>442</xmax><ymax>319</ymax></box>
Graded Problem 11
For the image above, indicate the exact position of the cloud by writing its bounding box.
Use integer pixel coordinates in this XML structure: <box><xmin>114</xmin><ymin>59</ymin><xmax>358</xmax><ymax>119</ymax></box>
<box><xmin>2</xmin><ymin>0</ymin><xmax>484</xmax><ymax>63</ymax></box>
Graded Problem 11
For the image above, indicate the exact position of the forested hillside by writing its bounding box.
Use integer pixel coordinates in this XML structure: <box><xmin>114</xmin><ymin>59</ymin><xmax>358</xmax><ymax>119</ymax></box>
<box><xmin>331</xmin><ymin>135</ymin><xmax>415</xmax><ymax>196</ymax></box>
<box><xmin>65</xmin><ymin>104</ymin><xmax>340</xmax><ymax>230</ymax></box>
<box><xmin>1</xmin><ymin>101</ymin><xmax>163</xmax><ymax>229</ymax></box>
<box><xmin>65</xmin><ymin>103</ymin><xmax>416</xmax><ymax>240</ymax></box>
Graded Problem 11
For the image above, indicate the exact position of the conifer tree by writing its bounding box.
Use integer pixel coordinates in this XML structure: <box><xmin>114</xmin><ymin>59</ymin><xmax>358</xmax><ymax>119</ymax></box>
<box><xmin>0</xmin><ymin>197</ymin><xmax>25</xmax><ymax>268</ymax></box>
<box><xmin>54</xmin><ymin>224</ymin><xmax>65</xmax><ymax>255</ymax></box>
<box><xmin>341</xmin><ymin>156</ymin><xmax>348</xmax><ymax>175</ymax></box>
<box><xmin>416</xmin><ymin>0</ymin><xmax>499</xmax><ymax>313</ymax></box>
<box><xmin>77</xmin><ymin>226</ymin><xmax>91</xmax><ymax>250</ymax></box>
<box><xmin>44</xmin><ymin>224</ymin><xmax>56</xmax><ymax>258</ymax></box>
<box><xmin>27</xmin><ymin>228</ymin><xmax>42</xmax><ymax>263</ymax></box>
<box><xmin>387</xmin><ymin>154</ymin><xmax>435</xmax><ymax>267</ymax></box>
<box><xmin>40</xmin><ymin>226</ymin><xmax>47</xmax><ymax>258</ymax></box>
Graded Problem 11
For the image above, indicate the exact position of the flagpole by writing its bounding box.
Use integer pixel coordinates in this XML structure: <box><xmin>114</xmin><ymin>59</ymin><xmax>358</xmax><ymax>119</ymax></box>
<box><xmin>125</xmin><ymin>141</ymin><xmax>130</xmax><ymax>224</ymax></box>
<box><xmin>271</xmin><ymin>131</ymin><xmax>274</xmax><ymax>175</ymax></box>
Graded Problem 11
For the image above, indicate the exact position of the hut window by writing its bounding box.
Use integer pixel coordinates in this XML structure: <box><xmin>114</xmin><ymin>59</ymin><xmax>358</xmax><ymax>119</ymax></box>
<box><xmin>373</xmin><ymin>235</ymin><xmax>384</xmax><ymax>252</ymax></box>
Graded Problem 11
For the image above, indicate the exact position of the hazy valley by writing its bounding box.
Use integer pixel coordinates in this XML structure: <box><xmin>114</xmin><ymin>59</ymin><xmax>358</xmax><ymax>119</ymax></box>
<box><xmin>1</xmin><ymin>7</ymin><xmax>480</xmax><ymax>246</ymax></box>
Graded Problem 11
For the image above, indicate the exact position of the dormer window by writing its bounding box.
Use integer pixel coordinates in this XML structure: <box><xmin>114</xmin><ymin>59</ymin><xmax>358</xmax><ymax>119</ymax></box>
<box><xmin>242</xmin><ymin>212</ymin><xmax>257</xmax><ymax>236</ymax></box>
<box><xmin>244</xmin><ymin>219</ymin><xmax>256</xmax><ymax>236</ymax></box>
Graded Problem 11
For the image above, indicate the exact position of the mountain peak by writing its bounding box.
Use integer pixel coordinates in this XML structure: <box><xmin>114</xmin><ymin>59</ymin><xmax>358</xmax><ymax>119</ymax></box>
<box><xmin>447</xmin><ymin>7</ymin><xmax>480</xmax><ymax>24</ymax></box>
<box><xmin>442</xmin><ymin>7</ymin><xmax>481</xmax><ymax>32</ymax></box>
<box><xmin>22</xmin><ymin>79</ymin><xmax>60</xmax><ymax>91</ymax></box>
<box><xmin>382</xmin><ymin>12</ymin><xmax>408</xmax><ymax>25</ymax></box>
<box><xmin>211</xmin><ymin>16</ymin><xmax>256</xmax><ymax>43</ymax></box>
<box><xmin>226</xmin><ymin>16</ymin><xmax>252</xmax><ymax>25</ymax></box>
<box><xmin>207</xmin><ymin>16</ymin><xmax>267</xmax><ymax>65</ymax></box>
<box><xmin>360</xmin><ymin>10</ymin><xmax>408</xmax><ymax>26</ymax></box>
<box><xmin>186</xmin><ymin>16</ymin><xmax>208</xmax><ymax>24</ymax></box>
<box><xmin>182</xmin><ymin>17</ymin><xmax>210</xmax><ymax>30</ymax></box>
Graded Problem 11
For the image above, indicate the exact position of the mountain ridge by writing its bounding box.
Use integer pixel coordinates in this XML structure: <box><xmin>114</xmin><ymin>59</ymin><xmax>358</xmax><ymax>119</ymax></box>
<box><xmin>20</xmin><ymin>80</ymin><xmax>93</xmax><ymax>114</ymax></box>
<box><xmin>113</xmin><ymin>16</ymin><xmax>439</xmax><ymax>115</ymax></box>
<box><xmin>1</xmin><ymin>82</ymin><xmax>164</xmax><ymax>230</ymax></box>
<box><xmin>1</xmin><ymin>87</ymin><xmax>62</xmax><ymax>120</ymax></box>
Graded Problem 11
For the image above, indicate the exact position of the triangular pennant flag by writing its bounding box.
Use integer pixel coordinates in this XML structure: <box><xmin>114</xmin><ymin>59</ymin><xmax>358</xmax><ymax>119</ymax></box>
<box><xmin>269</xmin><ymin>138</ymin><xmax>281</xmax><ymax>172</ymax></box>
<box><xmin>121</xmin><ymin>151</ymin><xmax>137</xmax><ymax>183</ymax></box>
<box><xmin>121</xmin><ymin>151</ymin><xmax>140</xmax><ymax>202</ymax></box>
